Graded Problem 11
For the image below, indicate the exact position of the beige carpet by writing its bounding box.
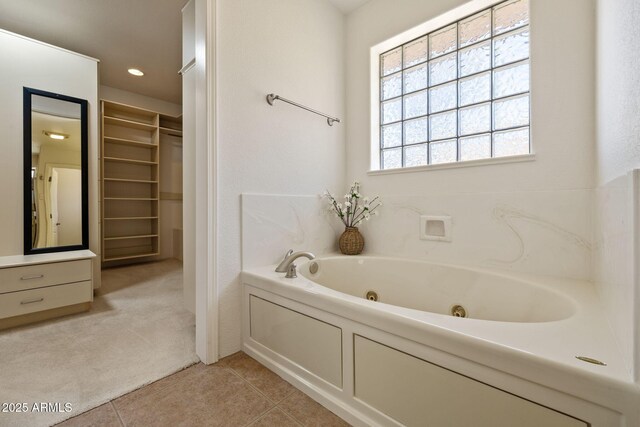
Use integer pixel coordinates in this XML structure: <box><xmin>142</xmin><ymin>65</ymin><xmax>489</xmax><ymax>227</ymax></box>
<box><xmin>0</xmin><ymin>259</ymin><xmax>198</xmax><ymax>427</ymax></box>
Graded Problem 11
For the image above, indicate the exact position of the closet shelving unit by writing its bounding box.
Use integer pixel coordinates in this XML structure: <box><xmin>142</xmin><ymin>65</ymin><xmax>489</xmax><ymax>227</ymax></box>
<box><xmin>159</xmin><ymin>115</ymin><xmax>183</xmax><ymax>138</ymax></box>
<box><xmin>100</xmin><ymin>100</ymin><xmax>182</xmax><ymax>263</ymax></box>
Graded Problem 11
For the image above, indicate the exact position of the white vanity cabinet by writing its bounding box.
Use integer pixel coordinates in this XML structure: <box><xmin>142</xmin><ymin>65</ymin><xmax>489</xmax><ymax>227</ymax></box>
<box><xmin>0</xmin><ymin>250</ymin><xmax>95</xmax><ymax>328</ymax></box>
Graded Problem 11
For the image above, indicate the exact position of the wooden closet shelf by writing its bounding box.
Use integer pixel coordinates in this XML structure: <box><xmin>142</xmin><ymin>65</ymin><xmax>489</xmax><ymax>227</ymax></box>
<box><xmin>103</xmin><ymin>252</ymin><xmax>160</xmax><ymax>262</ymax></box>
<box><xmin>159</xmin><ymin>127</ymin><xmax>183</xmax><ymax>136</ymax></box>
<box><xmin>104</xmin><ymin>234</ymin><xmax>159</xmax><ymax>241</ymax></box>
<box><xmin>103</xmin><ymin>136</ymin><xmax>157</xmax><ymax>148</ymax></box>
<box><xmin>103</xmin><ymin>157</ymin><xmax>158</xmax><ymax>165</ymax></box>
<box><xmin>104</xmin><ymin>116</ymin><xmax>157</xmax><ymax>131</ymax></box>
<box><xmin>103</xmin><ymin>178</ymin><xmax>158</xmax><ymax>184</ymax></box>
<box><xmin>105</xmin><ymin>100</ymin><xmax>158</xmax><ymax>117</ymax></box>
<box><xmin>104</xmin><ymin>216</ymin><xmax>159</xmax><ymax>221</ymax></box>
<box><xmin>103</xmin><ymin>197</ymin><xmax>159</xmax><ymax>201</ymax></box>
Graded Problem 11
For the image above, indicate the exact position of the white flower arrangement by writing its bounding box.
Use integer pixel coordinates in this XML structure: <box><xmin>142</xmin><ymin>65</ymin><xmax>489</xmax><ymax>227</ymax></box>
<box><xmin>323</xmin><ymin>181</ymin><xmax>382</xmax><ymax>228</ymax></box>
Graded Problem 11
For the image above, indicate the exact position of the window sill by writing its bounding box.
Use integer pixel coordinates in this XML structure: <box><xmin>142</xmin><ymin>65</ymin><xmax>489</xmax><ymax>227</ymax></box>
<box><xmin>367</xmin><ymin>153</ymin><xmax>536</xmax><ymax>176</ymax></box>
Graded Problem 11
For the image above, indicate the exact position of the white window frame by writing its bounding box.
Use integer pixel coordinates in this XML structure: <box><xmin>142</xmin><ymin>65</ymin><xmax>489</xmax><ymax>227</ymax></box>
<box><xmin>369</xmin><ymin>0</ymin><xmax>535</xmax><ymax>174</ymax></box>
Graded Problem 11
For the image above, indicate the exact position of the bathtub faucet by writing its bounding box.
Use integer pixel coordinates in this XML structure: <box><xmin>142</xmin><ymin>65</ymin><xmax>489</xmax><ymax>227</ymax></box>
<box><xmin>275</xmin><ymin>250</ymin><xmax>316</xmax><ymax>278</ymax></box>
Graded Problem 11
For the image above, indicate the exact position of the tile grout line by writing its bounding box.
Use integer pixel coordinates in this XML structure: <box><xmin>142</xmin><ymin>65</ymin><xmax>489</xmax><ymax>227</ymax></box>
<box><xmin>221</xmin><ymin>355</ymin><xmax>324</xmax><ymax>426</ymax></box>
<box><xmin>273</xmin><ymin>383</ymin><xmax>350</xmax><ymax>426</ymax></box>
<box><xmin>221</xmin><ymin>364</ymin><xmax>301</xmax><ymax>426</ymax></box>
<box><xmin>275</xmin><ymin>401</ymin><xmax>307</xmax><ymax>427</ymax></box>
<box><xmin>277</xmin><ymin>388</ymin><xmax>297</xmax><ymax>407</ymax></box>
<box><xmin>245</xmin><ymin>406</ymin><xmax>304</xmax><ymax>427</ymax></box>
<box><xmin>223</xmin><ymin>368</ymin><xmax>277</xmax><ymax>427</ymax></box>
<box><xmin>224</xmin><ymin>365</ymin><xmax>286</xmax><ymax>406</ymax></box>
<box><xmin>275</xmin><ymin>405</ymin><xmax>305</xmax><ymax>427</ymax></box>
<box><xmin>244</xmin><ymin>407</ymin><xmax>273</xmax><ymax>427</ymax></box>
<box><xmin>110</xmin><ymin>401</ymin><xmax>126</xmax><ymax>427</ymax></box>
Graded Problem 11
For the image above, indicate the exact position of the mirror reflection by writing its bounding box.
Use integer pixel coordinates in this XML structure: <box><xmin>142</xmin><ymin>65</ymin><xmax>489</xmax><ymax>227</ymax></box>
<box><xmin>29</xmin><ymin>94</ymin><xmax>83</xmax><ymax>250</ymax></box>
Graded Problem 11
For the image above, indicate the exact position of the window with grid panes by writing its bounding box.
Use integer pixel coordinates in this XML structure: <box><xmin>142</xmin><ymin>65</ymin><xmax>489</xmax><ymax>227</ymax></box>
<box><xmin>379</xmin><ymin>0</ymin><xmax>530</xmax><ymax>169</ymax></box>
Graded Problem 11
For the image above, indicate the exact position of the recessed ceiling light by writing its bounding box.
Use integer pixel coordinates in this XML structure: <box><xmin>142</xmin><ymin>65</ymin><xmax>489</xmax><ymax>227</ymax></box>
<box><xmin>43</xmin><ymin>131</ymin><xmax>69</xmax><ymax>140</ymax></box>
<box><xmin>128</xmin><ymin>68</ymin><xmax>144</xmax><ymax>77</ymax></box>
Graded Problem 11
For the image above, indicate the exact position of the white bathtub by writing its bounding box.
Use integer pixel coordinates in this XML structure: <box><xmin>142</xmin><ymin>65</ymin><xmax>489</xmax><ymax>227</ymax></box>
<box><xmin>299</xmin><ymin>256</ymin><xmax>576</xmax><ymax>323</ymax></box>
<box><xmin>241</xmin><ymin>256</ymin><xmax>639</xmax><ymax>427</ymax></box>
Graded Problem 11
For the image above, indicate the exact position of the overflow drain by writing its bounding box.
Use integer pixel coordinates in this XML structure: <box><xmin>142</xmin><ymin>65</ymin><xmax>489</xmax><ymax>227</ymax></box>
<box><xmin>365</xmin><ymin>291</ymin><xmax>378</xmax><ymax>301</ymax></box>
<box><xmin>308</xmin><ymin>262</ymin><xmax>319</xmax><ymax>274</ymax></box>
<box><xmin>450</xmin><ymin>305</ymin><xmax>467</xmax><ymax>318</ymax></box>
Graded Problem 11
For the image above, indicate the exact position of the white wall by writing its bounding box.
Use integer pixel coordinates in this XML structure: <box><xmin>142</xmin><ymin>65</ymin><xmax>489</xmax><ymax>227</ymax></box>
<box><xmin>0</xmin><ymin>29</ymin><xmax>100</xmax><ymax>285</ymax></box>
<box><xmin>343</xmin><ymin>0</ymin><xmax>596</xmax><ymax>279</ymax></box>
<box><xmin>595</xmin><ymin>0</ymin><xmax>640</xmax><ymax>187</ymax></box>
<box><xmin>216</xmin><ymin>0</ymin><xmax>346</xmax><ymax>357</ymax></box>
<box><xmin>594</xmin><ymin>0</ymin><xmax>640</xmax><ymax>381</ymax></box>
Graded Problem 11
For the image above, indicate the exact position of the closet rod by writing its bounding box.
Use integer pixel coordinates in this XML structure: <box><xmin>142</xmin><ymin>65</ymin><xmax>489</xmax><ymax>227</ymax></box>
<box><xmin>266</xmin><ymin>93</ymin><xmax>341</xmax><ymax>126</ymax></box>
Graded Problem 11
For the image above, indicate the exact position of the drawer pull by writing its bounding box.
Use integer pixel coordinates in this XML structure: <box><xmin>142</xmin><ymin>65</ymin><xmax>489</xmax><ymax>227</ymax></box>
<box><xmin>20</xmin><ymin>274</ymin><xmax>44</xmax><ymax>281</ymax></box>
<box><xmin>20</xmin><ymin>297</ymin><xmax>44</xmax><ymax>305</ymax></box>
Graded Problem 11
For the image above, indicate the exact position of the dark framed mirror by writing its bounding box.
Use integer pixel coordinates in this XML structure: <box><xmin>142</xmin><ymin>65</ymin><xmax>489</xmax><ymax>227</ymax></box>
<box><xmin>23</xmin><ymin>87</ymin><xmax>89</xmax><ymax>254</ymax></box>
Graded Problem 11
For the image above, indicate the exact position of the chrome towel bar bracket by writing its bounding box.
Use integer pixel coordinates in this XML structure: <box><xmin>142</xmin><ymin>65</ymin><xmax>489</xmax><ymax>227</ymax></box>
<box><xmin>266</xmin><ymin>93</ymin><xmax>341</xmax><ymax>126</ymax></box>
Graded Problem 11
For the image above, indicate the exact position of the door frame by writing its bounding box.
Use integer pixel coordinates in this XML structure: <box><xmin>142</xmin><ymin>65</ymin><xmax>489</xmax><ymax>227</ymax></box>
<box><xmin>193</xmin><ymin>0</ymin><xmax>218</xmax><ymax>365</ymax></box>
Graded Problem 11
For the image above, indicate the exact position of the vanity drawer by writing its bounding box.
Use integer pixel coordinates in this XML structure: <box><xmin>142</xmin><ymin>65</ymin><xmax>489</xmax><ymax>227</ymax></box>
<box><xmin>0</xmin><ymin>280</ymin><xmax>92</xmax><ymax>319</ymax></box>
<box><xmin>0</xmin><ymin>259</ymin><xmax>92</xmax><ymax>294</ymax></box>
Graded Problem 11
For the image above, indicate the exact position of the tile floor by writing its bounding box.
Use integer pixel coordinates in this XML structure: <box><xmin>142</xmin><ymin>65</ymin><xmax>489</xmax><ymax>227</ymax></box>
<box><xmin>57</xmin><ymin>352</ymin><xmax>351</xmax><ymax>427</ymax></box>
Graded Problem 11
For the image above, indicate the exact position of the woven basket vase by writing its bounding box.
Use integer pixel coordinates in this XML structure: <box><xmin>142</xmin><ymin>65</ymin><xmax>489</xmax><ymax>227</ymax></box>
<box><xmin>339</xmin><ymin>226</ymin><xmax>364</xmax><ymax>255</ymax></box>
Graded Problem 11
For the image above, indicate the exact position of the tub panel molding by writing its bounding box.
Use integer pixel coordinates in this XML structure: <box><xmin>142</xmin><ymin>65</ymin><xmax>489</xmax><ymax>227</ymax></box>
<box><xmin>353</xmin><ymin>335</ymin><xmax>587</xmax><ymax>427</ymax></box>
<box><xmin>249</xmin><ymin>295</ymin><xmax>343</xmax><ymax>388</ymax></box>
